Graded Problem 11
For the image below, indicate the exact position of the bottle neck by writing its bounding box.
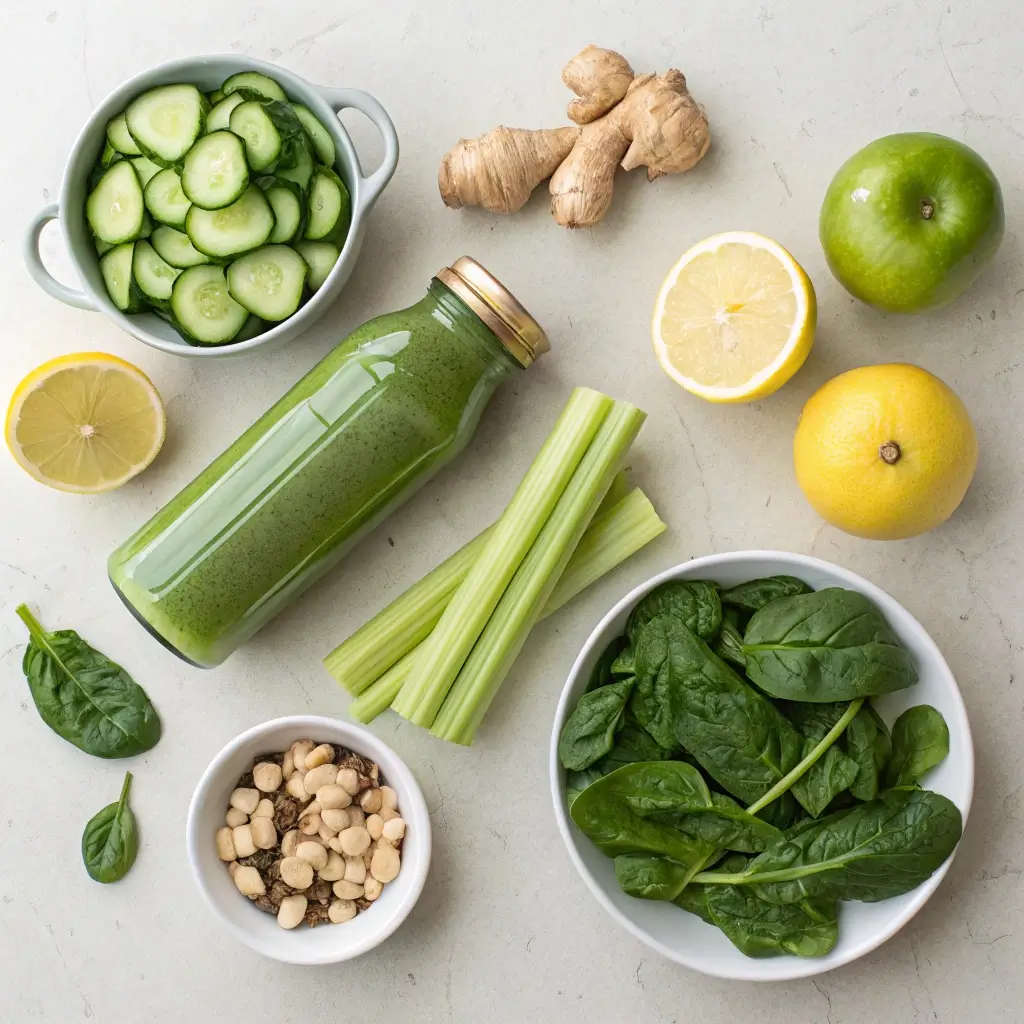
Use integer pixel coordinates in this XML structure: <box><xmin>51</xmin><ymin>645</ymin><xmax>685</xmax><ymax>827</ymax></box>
<box><xmin>428</xmin><ymin>279</ymin><xmax>525</xmax><ymax>378</ymax></box>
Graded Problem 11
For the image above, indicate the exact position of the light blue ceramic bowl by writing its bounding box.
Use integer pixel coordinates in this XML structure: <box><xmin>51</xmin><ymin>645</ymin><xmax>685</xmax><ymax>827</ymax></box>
<box><xmin>24</xmin><ymin>54</ymin><xmax>399</xmax><ymax>358</ymax></box>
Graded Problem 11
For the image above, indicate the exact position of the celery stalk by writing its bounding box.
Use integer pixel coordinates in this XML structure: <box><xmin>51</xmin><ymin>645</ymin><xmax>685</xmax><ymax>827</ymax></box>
<box><xmin>393</xmin><ymin>388</ymin><xmax>614</xmax><ymax>726</ymax></box>
<box><xmin>324</xmin><ymin>528</ymin><xmax>493</xmax><ymax>695</ymax></box>
<box><xmin>346</xmin><ymin>487</ymin><xmax>665</xmax><ymax>724</ymax></box>
<box><xmin>431</xmin><ymin>400</ymin><xmax>647</xmax><ymax>743</ymax></box>
<box><xmin>349</xmin><ymin>489</ymin><xmax>664</xmax><ymax>724</ymax></box>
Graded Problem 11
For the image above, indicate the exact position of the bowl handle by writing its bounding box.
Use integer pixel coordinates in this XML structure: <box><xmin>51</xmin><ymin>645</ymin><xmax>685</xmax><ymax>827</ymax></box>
<box><xmin>314</xmin><ymin>88</ymin><xmax>399</xmax><ymax>217</ymax></box>
<box><xmin>24</xmin><ymin>204</ymin><xmax>97</xmax><ymax>311</ymax></box>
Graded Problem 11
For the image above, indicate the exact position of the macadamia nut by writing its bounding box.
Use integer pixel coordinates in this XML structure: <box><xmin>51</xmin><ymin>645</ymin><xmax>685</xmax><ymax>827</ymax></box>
<box><xmin>359</xmin><ymin>788</ymin><xmax>383</xmax><ymax>814</ymax></box>
<box><xmin>290</xmin><ymin>740</ymin><xmax>315</xmax><ymax>774</ymax></box>
<box><xmin>250</xmin><ymin>817</ymin><xmax>277</xmax><ymax>850</ymax></box>
<box><xmin>320</xmin><ymin>808</ymin><xmax>349</xmax><ymax>833</ymax></box>
<box><xmin>343</xmin><ymin>856</ymin><xmax>366</xmax><ymax>884</ymax></box>
<box><xmin>382</xmin><ymin>817</ymin><xmax>406</xmax><ymax>841</ymax></box>
<box><xmin>215</xmin><ymin>827</ymin><xmax>236</xmax><ymax>861</ymax></box>
<box><xmin>279</xmin><ymin>856</ymin><xmax>314</xmax><ymax>890</ymax></box>
<box><xmin>363</xmin><ymin>876</ymin><xmax>383</xmax><ymax>901</ymax></box>
<box><xmin>365</xmin><ymin>813</ymin><xmax>384</xmax><ymax>841</ymax></box>
<box><xmin>278</xmin><ymin>894</ymin><xmax>307</xmax><ymax>929</ymax></box>
<box><xmin>336</xmin><ymin>768</ymin><xmax>360</xmax><ymax>795</ymax></box>
<box><xmin>232</xmin><ymin>823</ymin><xmax>257</xmax><ymax>858</ymax></box>
<box><xmin>339</xmin><ymin>826</ymin><xmax>371</xmax><ymax>857</ymax></box>
<box><xmin>281</xmin><ymin>829</ymin><xmax>300</xmax><ymax>858</ymax></box>
<box><xmin>328</xmin><ymin>899</ymin><xmax>357</xmax><ymax>923</ymax></box>
<box><xmin>303</xmin><ymin>764</ymin><xmax>339</xmax><ymax>795</ymax></box>
<box><xmin>233</xmin><ymin>865</ymin><xmax>265</xmax><ymax>896</ymax></box>
<box><xmin>332</xmin><ymin>878</ymin><xmax>363</xmax><ymax>899</ymax></box>
<box><xmin>251</xmin><ymin>798</ymin><xmax>275</xmax><ymax>819</ymax></box>
<box><xmin>304</xmin><ymin>743</ymin><xmax>334</xmax><ymax>770</ymax></box>
<box><xmin>225</xmin><ymin>807</ymin><xmax>248</xmax><ymax>828</ymax></box>
<box><xmin>296</xmin><ymin>841</ymin><xmax>328</xmax><ymax>870</ymax></box>
<box><xmin>253</xmin><ymin>762</ymin><xmax>283</xmax><ymax>793</ymax></box>
<box><xmin>229</xmin><ymin>788</ymin><xmax>260</xmax><ymax>814</ymax></box>
<box><xmin>299</xmin><ymin>812</ymin><xmax>322</xmax><ymax>836</ymax></box>
<box><xmin>317</xmin><ymin>785</ymin><xmax>352</xmax><ymax>810</ymax></box>
<box><xmin>379</xmin><ymin>786</ymin><xmax>399</xmax><ymax>811</ymax></box>
<box><xmin>370</xmin><ymin>842</ymin><xmax>401</xmax><ymax>883</ymax></box>
<box><xmin>319</xmin><ymin>851</ymin><xmax>346</xmax><ymax>881</ymax></box>
<box><xmin>285</xmin><ymin>774</ymin><xmax>309</xmax><ymax>801</ymax></box>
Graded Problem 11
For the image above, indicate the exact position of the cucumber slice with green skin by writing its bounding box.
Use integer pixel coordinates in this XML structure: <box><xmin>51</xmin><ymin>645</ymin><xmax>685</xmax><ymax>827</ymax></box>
<box><xmin>293</xmin><ymin>240</ymin><xmax>339</xmax><ymax>292</ymax></box>
<box><xmin>100</xmin><ymin>243</ymin><xmax>145</xmax><ymax>311</ymax></box>
<box><xmin>221</xmin><ymin>71</ymin><xmax>287</xmax><ymax>103</ymax></box>
<box><xmin>276</xmin><ymin>143</ymin><xmax>314</xmax><ymax>192</ymax></box>
<box><xmin>207</xmin><ymin>88</ymin><xmax>225</xmax><ymax>105</ymax></box>
<box><xmin>304</xmin><ymin>167</ymin><xmax>351</xmax><ymax>245</ymax></box>
<box><xmin>171</xmin><ymin>265</ymin><xmax>250</xmax><ymax>344</ymax></box>
<box><xmin>138</xmin><ymin>211</ymin><xmax>154</xmax><ymax>239</ymax></box>
<box><xmin>94</xmin><ymin>235</ymin><xmax>115</xmax><ymax>256</ymax></box>
<box><xmin>185</xmin><ymin>185</ymin><xmax>275</xmax><ymax>258</ymax></box>
<box><xmin>205</xmin><ymin>92</ymin><xmax>246</xmax><ymax>133</ymax></box>
<box><xmin>86</xmin><ymin>162</ymin><xmax>145</xmax><ymax>244</ymax></box>
<box><xmin>144</xmin><ymin>168</ymin><xmax>191</xmax><ymax>229</ymax></box>
<box><xmin>106</xmin><ymin>112</ymin><xmax>141</xmax><ymax>156</ymax></box>
<box><xmin>130</xmin><ymin>156</ymin><xmax>163</xmax><ymax>187</ymax></box>
<box><xmin>180</xmin><ymin>131</ymin><xmax>249</xmax><ymax>210</ymax></box>
<box><xmin>290</xmin><ymin>104</ymin><xmax>336</xmax><ymax>167</ymax></box>
<box><xmin>132</xmin><ymin>239</ymin><xmax>181</xmax><ymax>301</ymax></box>
<box><xmin>233</xmin><ymin>313</ymin><xmax>265</xmax><ymax>342</ymax></box>
<box><xmin>229</xmin><ymin>100</ymin><xmax>282</xmax><ymax>171</ymax></box>
<box><xmin>100</xmin><ymin>142</ymin><xmax>124</xmax><ymax>169</ymax></box>
<box><xmin>126</xmin><ymin>83</ymin><xmax>206</xmax><ymax>166</ymax></box>
<box><xmin>227</xmin><ymin>244</ymin><xmax>308</xmax><ymax>321</ymax></box>
<box><xmin>151</xmin><ymin>225</ymin><xmax>212</xmax><ymax>268</ymax></box>
<box><xmin>260</xmin><ymin>179</ymin><xmax>305</xmax><ymax>243</ymax></box>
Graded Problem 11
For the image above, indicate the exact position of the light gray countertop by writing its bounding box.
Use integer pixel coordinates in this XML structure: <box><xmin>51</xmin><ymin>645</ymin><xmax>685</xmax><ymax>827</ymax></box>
<box><xmin>1</xmin><ymin>1</ymin><xmax>1022</xmax><ymax>1020</ymax></box>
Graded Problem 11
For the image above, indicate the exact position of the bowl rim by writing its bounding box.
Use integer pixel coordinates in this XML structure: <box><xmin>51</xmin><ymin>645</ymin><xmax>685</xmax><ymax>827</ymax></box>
<box><xmin>548</xmin><ymin>550</ymin><xmax>975</xmax><ymax>982</ymax></box>
<box><xmin>186</xmin><ymin>714</ymin><xmax>431</xmax><ymax>964</ymax></box>
<box><xmin>54</xmin><ymin>53</ymin><xmax>385</xmax><ymax>357</ymax></box>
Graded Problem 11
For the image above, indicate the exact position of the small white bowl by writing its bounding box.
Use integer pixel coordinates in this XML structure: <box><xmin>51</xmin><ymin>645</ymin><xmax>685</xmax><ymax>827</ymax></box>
<box><xmin>549</xmin><ymin>551</ymin><xmax>974</xmax><ymax>982</ymax></box>
<box><xmin>187</xmin><ymin>715</ymin><xmax>430</xmax><ymax>964</ymax></box>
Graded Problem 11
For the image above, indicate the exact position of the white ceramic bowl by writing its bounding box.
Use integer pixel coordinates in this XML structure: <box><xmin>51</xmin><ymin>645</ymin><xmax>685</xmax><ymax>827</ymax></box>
<box><xmin>549</xmin><ymin>551</ymin><xmax>974</xmax><ymax>982</ymax></box>
<box><xmin>187</xmin><ymin>715</ymin><xmax>430</xmax><ymax>963</ymax></box>
<box><xmin>25</xmin><ymin>54</ymin><xmax>399</xmax><ymax>358</ymax></box>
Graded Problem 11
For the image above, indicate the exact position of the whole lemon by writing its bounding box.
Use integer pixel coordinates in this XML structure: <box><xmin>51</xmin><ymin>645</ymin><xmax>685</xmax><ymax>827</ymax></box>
<box><xmin>793</xmin><ymin>364</ymin><xmax>977</xmax><ymax>540</ymax></box>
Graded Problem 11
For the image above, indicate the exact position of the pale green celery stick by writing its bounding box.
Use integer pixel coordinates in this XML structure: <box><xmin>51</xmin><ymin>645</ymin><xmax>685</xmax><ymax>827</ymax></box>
<box><xmin>347</xmin><ymin>487</ymin><xmax>665</xmax><ymax>724</ymax></box>
<box><xmin>393</xmin><ymin>388</ymin><xmax>613</xmax><ymax>726</ymax></box>
<box><xmin>432</xmin><ymin>401</ymin><xmax>647</xmax><ymax>744</ymax></box>
<box><xmin>597</xmin><ymin>469</ymin><xmax>630</xmax><ymax>513</ymax></box>
<box><xmin>324</xmin><ymin>528</ymin><xmax>493</xmax><ymax>695</ymax></box>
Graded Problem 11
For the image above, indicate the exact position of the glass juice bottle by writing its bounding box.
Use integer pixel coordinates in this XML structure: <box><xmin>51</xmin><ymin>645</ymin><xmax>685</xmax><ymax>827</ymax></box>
<box><xmin>108</xmin><ymin>257</ymin><xmax>549</xmax><ymax>666</ymax></box>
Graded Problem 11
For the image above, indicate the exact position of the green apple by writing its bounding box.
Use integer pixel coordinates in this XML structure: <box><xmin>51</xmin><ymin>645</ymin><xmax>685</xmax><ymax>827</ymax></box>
<box><xmin>819</xmin><ymin>133</ymin><xmax>1003</xmax><ymax>313</ymax></box>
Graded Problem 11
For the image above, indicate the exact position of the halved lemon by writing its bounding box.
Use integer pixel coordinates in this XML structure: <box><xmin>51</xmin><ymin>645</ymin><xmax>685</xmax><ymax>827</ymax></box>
<box><xmin>652</xmin><ymin>231</ymin><xmax>816</xmax><ymax>402</ymax></box>
<box><xmin>6</xmin><ymin>353</ymin><xmax>165</xmax><ymax>493</ymax></box>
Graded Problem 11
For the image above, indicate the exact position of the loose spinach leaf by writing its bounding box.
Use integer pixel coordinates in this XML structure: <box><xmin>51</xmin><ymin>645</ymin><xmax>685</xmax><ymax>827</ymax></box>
<box><xmin>626</xmin><ymin>580</ymin><xmax>722</xmax><ymax>645</ymax></box>
<box><xmin>610</xmin><ymin>645</ymin><xmax>635</xmax><ymax>677</ymax></box>
<box><xmin>599</xmin><ymin>724</ymin><xmax>675</xmax><ymax>771</ymax></box>
<box><xmin>712</xmin><ymin>607</ymin><xmax>746</xmax><ymax>669</ymax></box>
<box><xmin>720</xmin><ymin>576</ymin><xmax>812</xmax><ymax>613</ymax></box>
<box><xmin>17</xmin><ymin>605</ymin><xmax>162</xmax><ymax>759</ymax></box>
<box><xmin>785</xmin><ymin>701</ymin><xmax>861</xmax><ymax>817</ymax></box>
<box><xmin>701</xmin><ymin>788</ymin><xmax>962</xmax><ymax>905</ymax></box>
<box><xmin>742</xmin><ymin>588</ymin><xmax>918</xmax><ymax>702</ymax></box>
<box><xmin>82</xmin><ymin>772</ymin><xmax>139</xmax><ymax>883</ymax></box>
<box><xmin>569</xmin><ymin>761</ymin><xmax>716</xmax><ymax>871</ymax></box>
<box><xmin>703</xmin><ymin>885</ymin><xmax>839</xmax><ymax>958</ymax></box>
<box><xmin>615</xmin><ymin>854</ymin><xmax>694</xmax><ymax>900</ymax></box>
<box><xmin>566</xmin><ymin>767</ymin><xmax>605</xmax><ymax>806</ymax></box>
<box><xmin>648</xmin><ymin>791</ymin><xmax>782</xmax><ymax>853</ymax></box>
<box><xmin>755</xmin><ymin>791</ymin><xmax>802</xmax><ymax>831</ymax></box>
<box><xmin>845</xmin><ymin>705</ymin><xmax>891</xmax><ymax>801</ymax></box>
<box><xmin>673</xmin><ymin>883</ymin><xmax>717</xmax><ymax>924</ymax></box>
<box><xmin>884</xmin><ymin>706</ymin><xmax>950</xmax><ymax>789</ymax></box>
<box><xmin>558</xmin><ymin>678</ymin><xmax>635</xmax><ymax>771</ymax></box>
<box><xmin>587</xmin><ymin>636</ymin><xmax>629</xmax><ymax>691</ymax></box>
<box><xmin>632</xmin><ymin>615</ymin><xmax>804</xmax><ymax>805</ymax></box>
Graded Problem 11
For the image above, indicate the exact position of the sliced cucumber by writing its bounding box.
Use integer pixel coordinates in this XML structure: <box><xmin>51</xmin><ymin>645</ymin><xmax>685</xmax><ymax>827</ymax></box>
<box><xmin>260</xmin><ymin>178</ymin><xmax>304</xmax><ymax>243</ymax></box>
<box><xmin>86</xmin><ymin>162</ymin><xmax>145</xmax><ymax>244</ymax></box>
<box><xmin>293</xmin><ymin>240</ymin><xmax>340</xmax><ymax>293</ymax></box>
<box><xmin>144</xmin><ymin>168</ymin><xmax>191</xmax><ymax>229</ymax></box>
<box><xmin>233</xmin><ymin>313</ymin><xmax>265</xmax><ymax>342</ymax></box>
<box><xmin>221</xmin><ymin>71</ymin><xmax>287</xmax><ymax>103</ymax></box>
<box><xmin>138</xmin><ymin>211</ymin><xmax>154</xmax><ymax>239</ymax></box>
<box><xmin>229</xmin><ymin>100</ymin><xmax>282</xmax><ymax>172</ymax></box>
<box><xmin>208</xmin><ymin>88</ymin><xmax>225</xmax><ymax>105</ymax></box>
<box><xmin>276</xmin><ymin>143</ymin><xmax>314</xmax><ymax>191</ymax></box>
<box><xmin>180</xmin><ymin>130</ymin><xmax>249</xmax><ymax>210</ymax></box>
<box><xmin>132</xmin><ymin>239</ymin><xmax>181</xmax><ymax>301</ymax></box>
<box><xmin>126</xmin><ymin>83</ymin><xmax>205</xmax><ymax>165</ymax></box>
<box><xmin>94</xmin><ymin>235</ymin><xmax>115</xmax><ymax>256</ymax></box>
<box><xmin>206</xmin><ymin>92</ymin><xmax>246</xmax><ymax>133</ymax></box>
<box><xmin>151</xmin><ymin>224</ymin><xmax>211</xmax><ymax>268</ymax></box>
<box><xmin>100</xmin><ymin>243</ymin><xmax>145</xmax><ymax>312</ymax></box>
<box><xmin>291</xmin><ymin>103</ymin><xmax>336</xmax><ymax>167</ymax></box>
<box><xmin>304</xmin><ymin>167</ymin><xmax>351</xmax><ymax>245</ymax></box>
<box><xmin>106</xmin><ymin>112</ymin><xmax>141</xmax><ymax>156</ymax></box>
<box><xmin>171</xmin><ymin>265</ymin><xmax>250</xmax><ymax>344</ymax></box>
<box><xmin>100</xmin><ymin>142</ymin><xmax>124</xmax><ymax>169</ymax></box>
<box><xmin>130</xmin><ymin>155</ymin><xmax>163</xmax><ymax>187</ymax></box>
<box><xmin>227</xmin><ymin>245</ymin><xmax>307</xmax><ymax>321</ymax></box>
<box><xmin>185</xmin><ymin>185</ymin><xmax>274</xmax><ymax>258</ymax></box>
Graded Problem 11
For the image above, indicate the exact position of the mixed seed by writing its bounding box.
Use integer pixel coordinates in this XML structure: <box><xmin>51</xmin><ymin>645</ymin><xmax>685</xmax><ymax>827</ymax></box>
<box><xmin>216</xmin><ymin>740</ymin><xmax>405</xmax><ymax>929</ymax></box>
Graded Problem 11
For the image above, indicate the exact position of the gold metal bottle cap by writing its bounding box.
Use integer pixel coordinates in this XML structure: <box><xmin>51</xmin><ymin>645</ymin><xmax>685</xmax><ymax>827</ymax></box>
<box><xmin>435</xmin><ymin>256</ymin><xmax>551</xmax><ymax>367</ymax></box>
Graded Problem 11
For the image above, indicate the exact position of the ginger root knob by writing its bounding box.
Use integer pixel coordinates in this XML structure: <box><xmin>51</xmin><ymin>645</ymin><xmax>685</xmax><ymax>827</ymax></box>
<box><xmin>562</xmin><ymin>45</ymin><xmax>635</xmax><ymax>124</ymax></box>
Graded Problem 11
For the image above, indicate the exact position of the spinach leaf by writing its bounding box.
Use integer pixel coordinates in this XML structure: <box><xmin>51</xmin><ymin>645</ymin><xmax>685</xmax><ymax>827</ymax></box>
<box><xmin>570</xmin><ymin>761</ymin><xmax>716</xmax><ymax>871</ymax></box>
<box><xmin>610</xmin><ymin>645</ymin><xmax>635</xmax><ymax>677</ymax></box>
<box><xmin>626</xmin><ymin>580</ymin><xmax>722</xmax><ymax>645</ymax></box>
<box><xmin>587</xmin><ymin>636</ymin><xmax>629</xmax><ymax>691</ymax></box>
<box><xmin>600</xmin><ymin>724</ymin><xmax>675</xmax><ymax>771</ymax></box>
<box><xmin>17</xmin><ymin>605</ymin><xmax>162</xmax><ymax>759</ymax></box>
<box><xmin>720</xmin><ymin>576</ymin><xmax>812</xmax><ymax>613</ymax></box>
<box><xmin>632</xmin><ymin>615</ymin><xmax>803</xmax><ymax>805</ymax></box>
<box><xmin>703</xmin><ymin>886</ymin><xmax>839</xmax><ymax>958</ymax></box>
<box><xmin>884</xmin><ymin>706</ymin><xmax>950</xmax><ymax>788</ymax></box>
<box><xmin>615</xmin><ymin>854</ymin><xmax>694</xmax><ymax>900</ymax></box>
<box><xmin>712</xmin><ymin>607</ymin><xmax>746</xmax><ymax>669</ymax></box>
<box><xmin>786</xmin><ymin>701</ymin><xmax>861</xmax><ymax>817</ymax></box>
<box><xmin>648</xmin><ymin>791</ymin><xmax>782</xmax><ymax>853</ymax></box>
<box><xmin>82</xmin><ymin>772</ymin><xmax>139</xmax><ymax>883</ymax></box>
<box><xmin>673</xmin><ymin>883</ymin><xmax>716</xmax><ymax>924</ymax></box>
<box><xmin>566</xmin><ymin>767</ymin><xmax>605</xmax><ymax>805</ymax></box>
<box><xmin>845</xmin><ymin>705</ymin><xmax>891</xmax><ymax>801</ymax></box>
<box><xmin>698</xmin><ymin>789</ymin><xmax>962</xmax><ymax>905</ymax></box>
<box><xmin>742</xmin><ymin>588</ymin><xmax>918</xmax><ymax>702</ymax></box>
<box><xmin>558</xmin><ymin>678</ymin><xmax>635</xmax><ymax>771</ymax></box>
<box><xmin>755</xmin><ymin>792</ymin><xmax>802</xmax><ymax>831</ymax></box>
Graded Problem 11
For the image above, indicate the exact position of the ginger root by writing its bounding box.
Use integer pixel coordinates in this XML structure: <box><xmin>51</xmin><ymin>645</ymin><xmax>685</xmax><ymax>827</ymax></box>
<box><xmin>438</xmin><ymin>45</ymin><xmax>710</xmax><ymax>228</ymax></box>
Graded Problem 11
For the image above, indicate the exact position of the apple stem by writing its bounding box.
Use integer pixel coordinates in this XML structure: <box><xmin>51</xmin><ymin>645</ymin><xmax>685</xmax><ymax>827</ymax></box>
<box><xmin>920</xmin><ymin>199</ymin><xmax>935</xmax><ymax>220</ymax></box>
<box><xmin>879</xmin><ymin>441</ymin><xmax>902</xmax><ymax>465</ymax></box>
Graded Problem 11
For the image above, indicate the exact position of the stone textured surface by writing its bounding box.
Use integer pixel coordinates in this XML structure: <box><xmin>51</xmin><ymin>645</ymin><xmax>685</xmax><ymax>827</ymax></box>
<box><xmin>1</xmin><ymin>1</ymin><xmax>1022</xmax><ymax>1020</ymax></box>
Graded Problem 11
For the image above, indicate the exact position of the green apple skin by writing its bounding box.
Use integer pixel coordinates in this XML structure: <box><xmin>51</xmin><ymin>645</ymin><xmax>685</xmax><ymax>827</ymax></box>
<box><xmin>819</xmin><ymin>133</ymin><xmax>1003</xmax><ymax>313</ymax></box>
